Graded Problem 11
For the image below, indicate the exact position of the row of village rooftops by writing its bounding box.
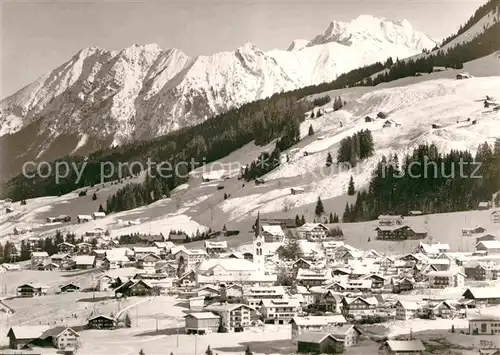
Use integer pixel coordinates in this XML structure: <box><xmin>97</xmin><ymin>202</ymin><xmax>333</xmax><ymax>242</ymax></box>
<box><xmin>4</xmin><ymin>305</ymin><xmax>498</xmax><ymax>355</ymax></box>
<box><xmin>4</xmin><ymin>280</ymin><xmax>500</xmax><ymax>354</ymax></box>
<box><xmin>3</xmin><ymin>235</ymin><xmax>500</xmax><ymax>352</ymax></box>
<box><xmin>6</xmin><ymin>236</ymin><xmax>500</xmax><ymax>296</ymax></box>
<box><xmin>3</xmin><ymin>223</ymin><xmax>500</xmax><ymax>278</ymax></box>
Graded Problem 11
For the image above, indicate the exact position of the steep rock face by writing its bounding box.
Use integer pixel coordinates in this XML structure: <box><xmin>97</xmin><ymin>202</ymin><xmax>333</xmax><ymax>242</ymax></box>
<box><xmin>0</xmin><ymin>15</ymin><xmax>437</xmax><ymax>178</ymax></box>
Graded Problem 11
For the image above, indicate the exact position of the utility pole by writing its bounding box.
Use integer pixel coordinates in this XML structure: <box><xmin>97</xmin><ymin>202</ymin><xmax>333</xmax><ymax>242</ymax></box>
<box><xmin>176</xmin><ymin>320</ymin><xmax>179</xmax><ymax>347</ymax></box>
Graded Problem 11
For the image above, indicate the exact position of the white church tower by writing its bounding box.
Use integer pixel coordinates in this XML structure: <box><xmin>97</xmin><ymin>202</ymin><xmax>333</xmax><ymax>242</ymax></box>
<box><xmin>253</xmin><ymin>211</ymin><xmax>266</xmax><ymax>274</ymax></box>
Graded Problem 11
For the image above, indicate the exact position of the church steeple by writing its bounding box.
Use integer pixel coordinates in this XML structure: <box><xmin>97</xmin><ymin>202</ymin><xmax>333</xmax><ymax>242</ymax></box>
<box><xmin>254</xmin><ymin>211</ymin><xmax>261</xmax><ymax>239</ymax></box>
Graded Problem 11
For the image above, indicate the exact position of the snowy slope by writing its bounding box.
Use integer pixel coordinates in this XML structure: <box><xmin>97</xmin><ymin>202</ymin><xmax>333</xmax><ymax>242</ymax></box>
<box><xmin>0</xmin><ymin>15</ymin><xmax>436</xmax><ymax>169</ymax></box>
<box><xmin>220</xmin><ymin>76</ymin><xmax>500</xmax><ymax>221</ymax></box>
<box><xmin>3</xmin><ymin>74</ymin><xmax>498</xmax><ymax>245</ymax></box>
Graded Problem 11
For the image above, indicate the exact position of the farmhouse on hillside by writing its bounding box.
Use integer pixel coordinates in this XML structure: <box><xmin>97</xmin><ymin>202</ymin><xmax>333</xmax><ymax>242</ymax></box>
<box><xmin>297</xmin><ymin>223</ymin><xmax>329</xmax><ymax>241</ymax></box>
<box><xmin>87</xmin><ymin>315</ymin><xmax>116</xmax><ymax>329</ymax></box>
<box><xmin>77</xmin><ymin>215</ymin><xmax>92</xmax><ymax>223</ymax></box>
<box><xmin>17</xmin><ymin>283</ymin><xmax>48</xmax><ymax>298</ymax></box>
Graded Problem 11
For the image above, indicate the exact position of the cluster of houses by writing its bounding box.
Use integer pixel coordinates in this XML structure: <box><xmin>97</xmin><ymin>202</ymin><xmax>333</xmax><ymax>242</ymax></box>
<box><xmin>2</xmin><ymin>211</ymin><xmax>500</xmax><ymax>354</ymax></box>
<box><xmin>375</xmin><ymin>215</ymin><xmax>428</xmax><ymax>240</ymax></box>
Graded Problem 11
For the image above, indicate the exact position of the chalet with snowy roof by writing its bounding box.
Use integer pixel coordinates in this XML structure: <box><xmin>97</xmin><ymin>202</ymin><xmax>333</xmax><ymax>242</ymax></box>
<box><xmin>115</xmin><ymin>279</ymin><xmax>154</xmax><ymax>297</ymax></box>
<box><xmin>136</xmin><ymin>253</ymin><xmax>161</xmax><ymax>272</ymax></box>
<box><xmin>360</xmin><ymin>274</ymin><xmax>386</xmax><ymax>289</ymax></box>
<box><xmin>476</xmin><ymin>234</ymin><xmax>497</xmax><ymax>244</ymax></box>
<box><xmin>57</xmin><ymin>242</ymin><xmax>75</xmax><ymax>254</ymax></box>
<box><xmin>296</xmin><ymin>333</ymin><xmax>344</xmax><ymax>354</ymax></box>
<box><xmin>17</xmin><ymin>283</ymin><xmax>48</xmax><ymax>298</ymax></box>
<box><xmin>203</xmin><ymin>303</ymin><xmax>256</xmax><ymax>332</ymax></box>
<box><xmin>38</xmin><ymin>326</ymin><xmax>80</xmax><ymax>350</ymax></box>
<box><xmin>102</xmin><ymin>254</ymin><xmax>131</xmax><ymax>270</ymax></box>
<box><xmin>184</xmin><ymin>312</ymin><xmax>221</xmax><ymax>335</ymax></box>
<box><xmin>244</xmin><ymin>286</ymin><xmax>286</xmax><ymax>307</ymax></box>
<box><xmin>261</xmin><ymin>225</ymin><xmax>285</xmax><ymax>242</ymax></box>
<box><xmin>30</xmin><ymin>251</ymin><xmax>49</xmax><ymax>267</ymax></box>
<box><xmin>260</xmin><ymin>298</ymin><xmax>301</xmax><ymax>324</ymax></box>
<box><xmin>330</xmin><ymin>244</ymin><xmax>357</xmax><ymax>261</ymax></box>
<box><xmin>382</xmin><ymin>224</ymin><xmax>427</xmax><ymax>240</ymax></box>
<box><xmin>76</xmin><ymin>215</ymin><xmax>92</xmax><ymax>223</ymax></box>
<box><xmin>417</xmin><ymin>242</ymin><xmax>450</xmax><ymax>256</ymax></box>
<box><xmin>340</xmin><ymin>250</ymin><xmax>363</xmax><ymax>263</ymax></box>
<box><xmin>476</xmin><ymin>240</ymin><xmax>500</xmax><ymax>254</ymax></box>
<box><xmin>391</xmin><ymin>277</ymin><xmax>415</xmax><ymax>293</ymax></box>
<box><xmin>421</xmin><ymin>300</ymin><xmax>454</xmax><ymax>319</ymax></box>
<box><xmin>177</xmin><ymin>269</ymin><xmax>197</xmax><ymax>287</ymax></box>
<box><xmin>196</xmin><ymin>258</ymin><xmax>258</xmax><ymax>277</ymax></box>
<box><xmin>379</xmin><ymin>340</ymin><xmax>425</xmax><ymax>355</ymax></box>
<box><xmin>87</xmin><ymin>315</ymin><xmax>116</xmax><ymax>329</ymax></box>
<box><xmin>46</xmin><ymin>215</ymin><xmax>71</xmax><ymax>223</ymax></box>
<box><xmin>341</xmin><ymin>296</ymin><xmax>378</xmax><ymax>316</ymax></box>
<box><xmin>290</xmin><ymin>187</ymin><xmax>305</xmax><ymax>195</ymax></box>
<box><xmin>383</xmin><ymin>119</ymin><xmax>397</xmax><ymax>128</ymax></box>
<box><xmin>427</xmin><ymin>270</ymin><xmax>465</xmax><ymax>289</ymax></box>
<box><xmin>462</xmin><ymin>226</ymin><xmax>487</xmax><ymax>236</ymax></box>
<box><xmin>478</xmin><ymin>201</ymin><xmax>491</xmax><ymax>210</ymax></box>
<box><xmin>296</xmin><ymin>268</ymin><xmax>331</xmax><ymax>287</ymax></box>
<box><xmin>290</xmin><ymin>315</ymin><xmax>347</xmax><ymax>343</ymax></box>
<box><xmin>92</xmin><ymin>211</ymin><xmax>106</xmax><ymax>219</ymax></box>
<box><xmin>322</xmin><ymin>241</ymin><xmax>344</xmax><ymax>259</ymax></box>
<box><xmin>297</xmin><ymin>223</ymin><xmax>329</xmax><ymax>241</ymax></box>
<box><xmin>492</xmin><ymin>210</ymin><xmax>500</xmax><ymax>223</ymax></box>
<box><xmin>395</xmin><ymin>300</ymin><xmax>419</xmax><ymax>320</ymax></box>
<box><xmin>72</xmin><ymin>255</ymin><xmax>96</xmax><ymax>269</ymax></box>
<box><xmin>7</xmin><ymin>325</ymin><xmax>50</xmax><ymax>349</ymax></box>
<box><xmin>204</xmin><ymin>240</ymin><xmax>227</xmax><ymax>254</ymax></box>
<box><xmin>462</xmin><ymin>287</ymin><xmax>500</xmax><ymax>307</ymax></box>
<box><xmin>258</xmin><ymin>217</ymin><xmax>296</xmax><ymax>229</ymax></box>
<box><xmin>464</xmin><ymin>261</ymin><xmax>500</xmax><ymax>281</ymax></box>
<box><xmin>133</xmin><ymin>246</ymin><xmax>160</xmax><ymax>259</ymax></box>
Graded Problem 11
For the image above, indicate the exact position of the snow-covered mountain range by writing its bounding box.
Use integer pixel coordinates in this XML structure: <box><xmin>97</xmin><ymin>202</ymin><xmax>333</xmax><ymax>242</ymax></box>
<box><xmin>0</xmin><ymin>15</ymin><xmax>436</xmax><ymax>175</ymax></box>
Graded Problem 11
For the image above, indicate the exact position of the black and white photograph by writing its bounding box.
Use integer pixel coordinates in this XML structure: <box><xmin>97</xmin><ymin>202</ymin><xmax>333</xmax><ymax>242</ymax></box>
<box><xmin>0</xmin><ymin>0</ymin><xmax>499</xmax><ymax>354</ymax></box>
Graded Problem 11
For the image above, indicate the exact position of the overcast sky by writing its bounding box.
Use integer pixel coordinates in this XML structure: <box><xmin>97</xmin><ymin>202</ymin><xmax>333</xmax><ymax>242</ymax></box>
<box><xmin>1</xmin><ymin>0</ymin><xmax>488</xmax><ymax>98</ymax></box>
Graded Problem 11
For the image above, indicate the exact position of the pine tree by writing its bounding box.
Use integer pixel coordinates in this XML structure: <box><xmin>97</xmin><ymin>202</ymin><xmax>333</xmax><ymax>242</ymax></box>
<box><xmin>300</xmin><ymin>215</ymin><xmax>306</xmax><ymax>226</ymax></box>
<box><xmin>315</xmin><ymin>196</ymin><xmax>325</xmax><ymax>216</ymax></box>
<box><xmin>326</xmin><ymin>152</ymin><xmax>333</xmax><ymax>167</ymax></box>
<box><xmin>347</xmin><ymin>176</ymin><xmax>355</xmax><ymax>195</ymax></box>
<box><xmin>310</xmin><ymin>111</ymin><xmax>315</xmax><ymax>119</ymax></box>
<box><xmin>333</xmin><ymin>213</ymin><xmax>339</xmax><ymax>223</ymax></box>
<box><xmin>205</xmin><ymin>345</ymin><xmax>213</xmax><ymax>355</ymax></box>
<box><xmin>98</xmin><ymin>204</ymin><xmax>105</xmax><ymax>213</ymax></box>
<box><xmin>342</xmin><ymin>202</ymin><xmax>350</xmax><ymax>222</ymax></box>
<box><xmin>92</xmin><ymin>193</ymin><xmax>97</xmax><ymax>201</ymax></box>
<box><xmin>329</xmin><ymin>212</ymin><xmax>334</xmax><ymax>223</ymax></box>
<box><xmin>308</xmin><ymin>124</ymin><xmax>314</xmax><ymax>136</ymax></box>
<box><xmin>139</xmin><ymin>349</ymin><xmax>145</xmax><ymax>355</ymax></box>
<box><xmin>295</xmin><ymin>214</ymin><xmax>301</xmax><ymax>227</ymax></box>
<box><xmin>245</xmin><ymin>345</ymin><xmax>253</xmax><ymax>355</ymax></box>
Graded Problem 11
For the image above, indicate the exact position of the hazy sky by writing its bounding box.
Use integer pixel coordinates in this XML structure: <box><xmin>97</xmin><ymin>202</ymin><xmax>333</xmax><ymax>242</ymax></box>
<box><xmin>1</xmin><ymin>0</ymin><xmax>488</xmax><ymax>98</ymax></box>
